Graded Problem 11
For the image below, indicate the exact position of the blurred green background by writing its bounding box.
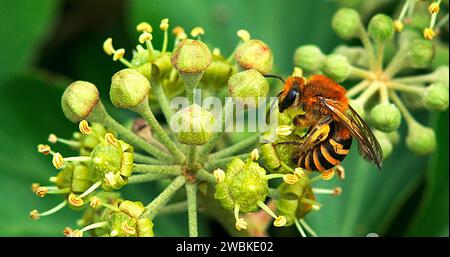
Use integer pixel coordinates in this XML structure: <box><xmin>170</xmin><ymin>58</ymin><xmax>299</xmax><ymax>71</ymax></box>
<box><xmin>0</xmin><ymin>0</ymin><xmax>447</xmax><ymax>236</ymax></box>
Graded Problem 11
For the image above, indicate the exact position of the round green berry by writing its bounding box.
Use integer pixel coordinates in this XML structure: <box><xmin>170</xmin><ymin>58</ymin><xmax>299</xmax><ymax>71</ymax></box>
<box><xmin>332</xmin><ymin>8</ymin><xmax>361</xmax><ymax>40</ymax></box>
<box><xmin>370</xmin><ymin>103</ymin><xmax>402</xmax><ymax>132</ymax></box>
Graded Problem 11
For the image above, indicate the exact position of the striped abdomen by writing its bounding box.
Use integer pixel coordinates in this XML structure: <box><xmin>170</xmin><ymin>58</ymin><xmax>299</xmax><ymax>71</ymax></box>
<box><xmin>296</xmin><ymin>127</ymin><xmax>352</xmax><ymax>172</ymax></box>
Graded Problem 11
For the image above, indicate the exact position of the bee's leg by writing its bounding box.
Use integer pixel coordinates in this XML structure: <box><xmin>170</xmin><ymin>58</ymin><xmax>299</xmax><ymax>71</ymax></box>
<box><xmin>304</xmin><ymin>115</ymin><xmax>333</xmax><ymax>144</ymax></box>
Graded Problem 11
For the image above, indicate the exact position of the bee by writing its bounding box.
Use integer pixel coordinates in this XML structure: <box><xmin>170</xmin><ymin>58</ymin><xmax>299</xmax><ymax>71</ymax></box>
<box><xmin>270</xmin><ymin>74</ymin><xmax>382</xmax><ymax>172</ymax></box>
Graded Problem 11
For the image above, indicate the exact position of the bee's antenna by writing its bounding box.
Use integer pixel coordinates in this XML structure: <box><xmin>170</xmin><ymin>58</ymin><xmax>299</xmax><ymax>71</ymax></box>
<box><xmin>264</xmin><ymin>74</ymin><xmax>285</xmax><ymax>84</ymax></box>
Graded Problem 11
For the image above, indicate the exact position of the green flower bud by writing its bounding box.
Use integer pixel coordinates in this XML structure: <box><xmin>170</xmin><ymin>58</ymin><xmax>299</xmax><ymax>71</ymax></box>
<box><xmin>110</xmin><ymin>68</ymin><xmax>151</xmax><ymax>109</ymax></box>
<box><xmin>153</xmin><ymin>53</ymin><xmax>172</xmax><ymax>78</ymax></box>
<box><xmin>367</xmin><ymin>14</ymin><xmax>395</xmax><ymax>42</ymax></box>
<box><xmin>333</xmin><ymin>45</ymin><xmax>369</xmax><ymax>68</ymax></box>
<box><xmin>321</xmin><ymin>54</ymin><xmax>351</xmax><ymax>83</ymax></box>
<box><xmin>293</xmin><ymin>45</ymin><xmax>325</xmax><ymax>72</ymax></box>
<box><xmin>386</xmin><ymin>130</ymin><xmax>400</xmax><ymax>145</ymax></box>
<box><xmin>201</xmin><ymin>53</ymin><xmax>233</xmax><ymax>89</ymax></box>
<box><xmin>260</xmin><ymin>143</ymin><xmax>281</xmax><ymax>170</ymax></box>
<box><xmin>433</xmin><ymin>66</ymin><xmax>449</xmax><ymax>88</ymax></box>
<box><xmin>228</xmin><ymin>69</ymin><xmax>269</xmax><ymax>108</ymax></box>
<box><xmin>61</xmin><ymin>81</ymin><xmax>100</xmax><ymax>122</ymax></box>
<box><xmin>373</xmin><ymin>130</ymin><xmax>393</xmax><ymax>158</ymax></box>
<box><xmin>171</xmin><ymin>104</ymin><xmax>215</xmax><ymax>145</ymax></box>
<box><xmin>214</xmin><ymin>158</ymin><xmax>269</xmax><ymax>213</ymax></box>
<box><xmin>235</xmin><ymin>39</ymin><xmax>273</xmax><ymax>74</ymax></box>
<box><xmin>171</xmin><ymin>39</ymin><xmax>212</xmax><ymax>74</ymax></box>
<box><xmin>332</xmin><ymin>8</ymin><xmax>361</xmax><ymax>40</ymax></box>
<box><xmin>406</xmin><ymin>122</ymin><xmax>436</xmax><ymax>155</ymax></box>
<box><xmin>55</xmin><ymin>163</ymin><xmax>97</xmax><ymax>193</ymax></box>
<box><xmin>423</xmin><ymin>82</ymin><xmax>449</xmax><ymax>111</ymax></box>
<box><xmin>407</xmin><ymin>39</ymin><xmax>435</xmax><ymax>68</ymax></box>
<box><xmin>90</xmin><ymin>140</ymin><xmax>134</xmax><ymax>190</ymax></box>
<box><xmin>370</xmin><ymin>103</ymin><xmax>401</xmax><ymax>132</ymax></box>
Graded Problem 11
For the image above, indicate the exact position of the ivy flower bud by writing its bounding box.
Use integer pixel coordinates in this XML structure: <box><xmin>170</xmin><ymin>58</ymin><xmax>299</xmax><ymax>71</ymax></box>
<box><xmin>373</xmin><ymin>130</ymin><xmax>393</xmax><ymax>158</ymax></box>
<box><xmin>61</xmin><ymin>81</ymin><xmax>100</xmax><ymax>122</ymax></box>
<box><xmin>171</xmin><ymin>39</ymin><xmax>212</xmax><ymax>74</ymax></box>
<box><xmin>228</xmin><ymin>69</ymin><xmax>269</xmax><ymax>108</ymax></box>
<box><xmin>332</xmin><ymin>8</ymin><xmax>361</xmax><ymax>40</ymax></box>
<box><xmin>423</xmin><ymin>83</ymin><xmax>449</xmax><ymax>111</ymax></box>
<box><xmin>171</xmin><ymin>104</ymin><xmax>215</xmax><ymax>145</ymax></box>
<box><xmin>321</xmin><ymin>54</ymin><xmax>351</xmax><ymax>83</ymax></box>
<box><xmin>293</xmin><ymin>45</ymin><xmax>325</xmax><ymax>72</ymax></box>
<box><xmin>234</xmin><ymin>39</ymin><xmax>273</xmax><ymax>74</ymax></box>
<box><xmin>407</xmin><ymin>39</ymin><xmax>435</xmax><ymax>68</ymax></box>
<box><xmin>406</xmin><ymin>122</ymin><xmax>436</xmax><ymax>155</ymax></box>
<box><xmin>370</xmin><ymin>103</ymin><xmax>402</xmax><ymax>132</ymax></box>
<box><xmin>367</xmin><ymin>14</ymin><xmax>395</xmax><ymax>42</ymax></box>
<box><xmin>110</xmin><ymin>68</ymin><xmax>151</xmax><ymax>109</ymax></box>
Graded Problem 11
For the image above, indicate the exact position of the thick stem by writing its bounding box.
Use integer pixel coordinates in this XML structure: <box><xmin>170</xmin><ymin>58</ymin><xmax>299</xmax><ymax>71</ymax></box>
<box><xmin>388</xmin><ymin>82</ymin><xmax>426</xmax><ymax>94</ymax></box>
<box><xmin>198</xmin><ymin>109</ymin><xmax>227</xmax><ymax>159</ymax></box>
<box><xmin>181</xmin><ymin>73</ymin><xmax>203</xmax><ymax>104</ymax></box>
<box><xmin>157</xmin><ymin>201</ymin><xmax>188</xmax><ymax>216</ymax></box>
<box><xmin>133</xmin><ymin>153</ymin><xmax>163</xmax><ymax>165</ymax></box>
<box><xmin>128</xmin><ymin>173</ymin><xmax>173</xmax><ymax>184</ymax></box>
<box><xmin>389</xmin><ymin>91</ymin><xmax>416</xmax><ymax>126</ymax></box>
<box><xmin>142</xmin><ymin>175</ymin><xmax>186</xmax><ymax>219</ymax></box>
<box><xmin>378</xmin><ymin>81</ymin><xmax>389</xmax><ymax>104</ymax></box>
<box><xmin>358</xmin><ymin>25</ymin><xmax>376</xmax><ymax>68</ymax></box>
<box><xmin>355</xmin><ymin>82</ymin><xmax>380</xmax><ymax>104</ymax></box>
<box><xmin>384</xmin><ymin>46</ymin><xmax>408</xmax><ymax>78</ymax></box>
<box><xmin>375</xmin><ymin>41</ymin><xmax>385</xmax><ymax>75</ymax></box>
<box><xmin>209</xmin><ymin>133</ymin><xmax>259</xmax><ymax>160</ymax></box>
<box><xmin>186</xmin><ymin>182</ymin><xmax>198</xmax><ymax>237</ymax></box>
<box><xmin>133</xmin><ymin>164</ymin><xmax>182</xmax><ymax>176</ymax></box>
<box><xmin>196</xmin><ymin>169</ymin><xmax>216</xmax><ymax>183</ymax></box>
<box><xmin>88</xmin><ymin>102</ymin><xmax>173</xmax><ymax>162</ymax></box>
<box><xmin>391</xmin><ymin>73</ymin><xmax>437</xmax><ymax>84</ymax></box>
<box><xmin>151</xmin><ymin>69</ymin><xmax>173</xmax><ymax>122</ymax></box>
<box><xmin>349</xmin><ymin>66</ymin><xmax>375</xmax><ymax>80</ymax></box>
<box><xmin>135</xmin><ymin>99</ymin><xmax>186</xmax><ymax>163</ymax></box>
<box><xmin>187</xmin><ymin>146</ymin><xmax>197</xmax><ymax>170</ymax></box>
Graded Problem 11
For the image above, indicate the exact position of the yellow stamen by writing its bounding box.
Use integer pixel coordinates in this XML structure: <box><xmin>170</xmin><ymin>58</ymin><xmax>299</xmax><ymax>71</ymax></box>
<box><xmin>136</xmin><ymin>22</ymin><xmax>153</xmax><ymax>33</ymax></box>
<box><xmin>283</xmin><ymin>174</ymin><xmax>299</xmax><ymax>184</ymax></box>
<box><xmin>428</xmin><ymin>2</ymin><xmax>440</xmax><ymax>14</ymax></box>
<box><xmin>237</xmin><ymin>29</ymin><xmax>251</xmax><ymax>41</ymax></box>
<box><xmin>334</xmin><ymin>187</ymin><xmax>342</xmax><ymax>196</ymax></box>
<box><xmin>273</xmin><ymin>216</ymin><xmax>287</xmax><ymax>227</ymax></box>
<box><xmin>36</xmin><ymin>187</ymin><xmax>49</xmax><ymax>198</ymax></box>
<box><xmin>139</xmin><ymin>32</ymin><xmax>153</xmax><ymax>44</ymax></box>
<box><xmin>103</xmin><ymin>37</ymin><xmax>115</xmax><ymax>55</ymax></box>
<box><xmin>104</xmin><ymin>172</ymin><xmax>116</xmax><ymax>187</ymax></box>
<box><xmin>213</xmin><ymin>169</ymin><xmax>226</xmax><ymax>183</ymax></box>
<box><xmin>321</xmin><ymin>169</ymin><xmax>335</xmax><ymax>180</ymax></box>
<box><xmin>37</xmin><ymin>144</ymin><xmax>52</xmax><ymax>155</ymax></box>
<box><xmin>29</xmin><ymin>210</ymin><xmax>40</xmax><ymax>220</ymax></box>
<box><xmin>63</xmin><ymin>227</ymin><xmax>73</xmax><ymax>236</ymax></box>
<box><xmin>48</xmin><ymin>133</ymin><xmax>58</xmax><ymax>144</ymax></box>
<box><xmin>68</xmin><ymin>193</ymin><xmax>84</xmax><ymax>207</ymax></box>
<box><xmin>190</xmin><ymin>26</ymin><xmax>205</xmax><ymax>38</ymax></box>
<box><xmin>89</xmin><ymin>196</ymin><xmax>102</xmax><ymax>209</ymax></box>
<box><xmin>250</xmin><ymin>148</ymin><xmax>260</xmax><ymax>161</ymax></box>
<box><xmin>160</xmin><ymin>18</ymin><xmax>169</xmax><ymax>31</ymax></box>
<box><xmin>105</xmin><ymin>133</ymin><xmax>117</xmax><ymax>146</ymax></box>
<box><xmin>394</xmin><ymin>20</ymin><xmax>404</xmax><ymax>32</ymax></box>
<box><xmin>121</xmin><ymin>222</ymin><xmax>136</xmax><ymax>235</ymax></box>
<box><xmin>79</xmin><ymin>120</ymin><xmax>92</xmax><ymax>134</ymax></box>
<box><xmin>235</xmin><ymin>218</ymin><xmax>248</xmax><ymax>231</ymax></box>
<box><xmin>31</xmin><ymin>183</ymin><xmax>40</xmax><ymax>193</ymax></box>
<box><xmin>52</xmin><ymin>152</ymin><xmax>64</xmax><ymax>169</ymax></box>
<box><xmin>212</xmin><ymin>48</ymin><xmax>221</xmax><ymax>56</ymax></box>
<box><xmin>113</xmin><ymin>48</ymin><xmax>126</xmax><ymax>61</ymax></box>
<box><xmin>423</xmin><ymin>28</ymin><xmax>436</xmax><ymax>40</ymax></box>
<box><xmin>294</xmin><ymin>167</ymin><xmax>305</xmax><ymax>177</ymax></box>
<box><xmin>276</xmin><ymin>125</ymin><xmax>292</xmax><ymax>136</ymax></box>
<box><xmin>172</xmin><ymin>26</ymin><xmax>185</xmax><ymax>37</ymax></box>
<box><xmin>68</xmin><ymin>229</ymin><xmax>83</xmax><ymax>237</ymax></box>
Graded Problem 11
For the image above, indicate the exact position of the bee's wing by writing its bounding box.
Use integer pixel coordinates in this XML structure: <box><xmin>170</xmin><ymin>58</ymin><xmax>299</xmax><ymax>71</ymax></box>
<box><xmin>319</xmin><ymin>97</ymin><xmax>383</xmax><ymax>169</ymax></box>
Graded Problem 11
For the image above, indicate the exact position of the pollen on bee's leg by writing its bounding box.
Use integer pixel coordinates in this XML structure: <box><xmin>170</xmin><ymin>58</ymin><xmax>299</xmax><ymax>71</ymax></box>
<box><xmin>257</xmin><ymin>201</ymin><xmax>286</xmax><ymax>227</ymax></box>
<box><xmin>29</xmin><ymin>200</ymin><xmax>68</xmax><ymax>220</ymax></box>
<box><xmin>234</xmin><ymin>204</ymin><xmax>247</xmax><ymax>231</ymax></box>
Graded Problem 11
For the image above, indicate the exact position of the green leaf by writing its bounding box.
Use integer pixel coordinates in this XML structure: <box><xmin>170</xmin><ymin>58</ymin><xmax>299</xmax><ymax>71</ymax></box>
<box><xmin>0</xmin><ymin>0</ymin><xmax>60</xmax><ymax>82</ymax></box>
<box><xmin>406</xmin><ymin>111</ymin><xmax>449</xmax><ymax>236</ymax></box>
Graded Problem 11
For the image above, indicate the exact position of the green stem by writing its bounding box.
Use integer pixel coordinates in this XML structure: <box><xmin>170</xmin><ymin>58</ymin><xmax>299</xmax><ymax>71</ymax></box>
<box><xmin>355</xmin><ymin>82</ymin><xmax>380</xmax><ymax>104</ymax></box>
<box><xmin>181</xmin><ymin>73</ymin><xmax>203</xmax><ymax>104</ymax></box>
<box><xmin>295</xmin><ymin>219</ymin><xmax>307</xmax><ymax>237</ymax></box>
<box><xmin>56</xmin><ymin>138</ymin><xmax>81</xmax><ymax>148</ymax></box>
<box><xmin>196</xmin><ymin>169</ymin><xmax>216</xmax><ymax>183</ymax></box>
<box><xmin>375</xmin><ymin>41</ymin><xmax>385</xmax><ymax>74</ymax></box>
<box><xmin>133</xmin><ymin>164</ymin><xmax>182</xmax><ymax>176</ymax></box>
<box><xmin>198</xmin><ymin>108</ymin><xmax>227</xmax><ymax>159</ymax></box>
<box><xmin>349</xmin><ymin>66</ymin><xmax>375</xmax><ymax>80</ymax></box>
<box><xmin>89</xmin><ymin>102</ymin><xmax>173</xmax><ymax>162</ymax></box>
<box><xmin>133</xmin><ymin>153</ymin><xmax>163</xmax><ymax>165</ymax></box>
<box><xmin>128</xmin><ymin>173</ymin><xmax>173</xmax><ymax>184</ymax></box>
<box><xmin>135</xmin><ymin>100</ymin><xmax>186</xmax><ymax>163</ymax></box>
<box><xmin>379</xmin><ymin>81</ymin><xmax>389</xmax><ymax>104</ymax></box>
<box><xmin>119</xmin><ymin>58</ymin><xmax>133</xmax><ymax>68</ymax></box>
<box><xmin>209</xmin><ymin>133</ymin><xmax>259</xmax><ymax>160</ymax></box>
<box><xmin>391</xmin><ymin>73</ymin><xmax>437</xmax><ymax>84</ymax></box>
<box><xmin>389</xmin><ymin>82</ymin><xmax>426</xmax><ymax>94</ymax></box>
<box><xmin>142</xmin><ymin>175</ymin><xmax>186</xmax><ymax>219</ymax></box>
<box><xmin>389</xmin><ymin>91</ymin><xmax>416</xmax><ymax>126</ymax></box>
<box><xmin>204</xmin><ymin>153</ymin><xmax>250</xmax><ymax>170</ymax></box>
<box><xmin>358</xmin><ymin>25</ymin><xmax>376</xmax><ymax>68</ymax></box>
<box><xmin>384</xmin><ymin>46</ymin><xmax>408</xmax><ymax>78</ymax></box>
<box><xmin>268</xmin><ymin>188</ymin><xmax>281</xmax><ymax>199</ymax></box>
<box><xmin>265</xmin><ymin>174</ymin><xmax>285</xmax><ymax>180</ymax></box>
<box><xmin>346</xmin><ymin>80</ymin><xmax>371</xmax><ymax>98</ymax></box>
<box><xmin>157</xmin><ymin>201</ymin><xmax>188</xmax><ymax>216</ymax></box>
<box><xmin>187</xmin><ymin>146</ymin><xmax>197</xmax><ymax>170</ymax></box>
<box><xmin>151</xmin><ymin>70</ymin><xmax>173</xmax><ymax>122</ymax></box>
<box><xmin>186</xmin><ymin>183</ymin><xmax>198</xmax><ymax>237</ymax></box>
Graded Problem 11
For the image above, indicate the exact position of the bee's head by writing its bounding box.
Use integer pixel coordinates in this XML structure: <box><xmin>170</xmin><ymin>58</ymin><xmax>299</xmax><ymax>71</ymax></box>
<box><xmin>278</xmin><ymin>76</ymin><xmax>304</xmax><ymax>112</ymax></box>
